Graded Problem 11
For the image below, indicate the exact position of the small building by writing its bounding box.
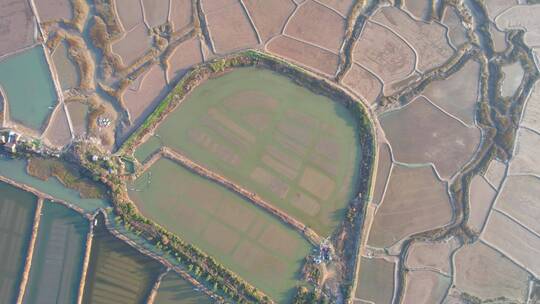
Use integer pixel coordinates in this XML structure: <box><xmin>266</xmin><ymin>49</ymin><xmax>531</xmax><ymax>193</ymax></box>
<box><xmin>4</xmin><ymin>142</ymin><xmax>16</xmax><ymax>153</ymax></box>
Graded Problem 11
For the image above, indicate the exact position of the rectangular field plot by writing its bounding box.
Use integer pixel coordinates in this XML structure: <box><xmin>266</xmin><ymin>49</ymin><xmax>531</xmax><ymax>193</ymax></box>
<box><xmin>154</xmin><ymin>272</ymin><xmax>212</xmax><ymax>304</ymax></box>
<box><xmin>128</xmin><ymin>158</ymin><xmax>312</xmax><ymax>302</ymax></box>
<box><xmin>82</xmin><ymin>214</ymin><xmax>164</xmax><ymax>304</ymax></box>
<box><xmin>143</xmin><ymin>67</ymin><xmax>363</xmax><ymax>236</ymax></box>
<box><xmin>0</xmin><ymin>182</ymin><xmax>37</xmax><ymax>304</ymax></box>
<box><xmin>23</xmin><ymin>201</ymin><xmax>89</xmax><ymax>304</ymax></box>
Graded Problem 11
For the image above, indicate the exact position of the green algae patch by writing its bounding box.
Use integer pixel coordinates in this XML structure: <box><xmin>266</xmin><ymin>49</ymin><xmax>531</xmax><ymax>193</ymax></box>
<box><xmin>23</xmin><ymin>201</ymin><xmax>88</xmax><ymax>304</ymax></box>
<box><xmin>0</xmin><ymin>182</ymin><xmax>37</xmax><ymax>303</ymax></box>
<box><xmin>137</xmin><ymin>68</ymin><xmax>362</xmax><ymax>236</ymax></box>
<box><xmin>82</xmin><ymin>214</ymin><xmax>164</xmax><ymax>304</ymax></box>
<box><xmin>154</xmin><ymin>272</ymin><xmax>213</xmax><ymax>304</ymax></box>
<box><xmin>129</xmin><ymin>158</ymin><xmax>312</xmax><ymax>302</ymax></box>
<box><xmin>0</xmin><ymin>46</ymin><xmax>58</xmax><ymax>130</ymax></box>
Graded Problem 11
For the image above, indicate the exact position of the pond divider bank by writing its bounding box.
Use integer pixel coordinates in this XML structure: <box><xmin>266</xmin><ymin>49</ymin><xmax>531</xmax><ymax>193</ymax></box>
<box><xmin>141</xmin><ymin>146</ymin><xmax>322</xmax><ymax>246</ymax></box>
<box><xmin>113</xmin><ymin>49</ymin><xmax>377</xmax><ymax>302</ymax></box>
<box><xmin>76</xmin><ymin>218</ymin><xmax>94</xmax><ymax>304</ymax></box>
<box><xmin>145</xmin><ymin>269</ymin><xmax>169</xmax><ymax>304</ymax></box>
<box><xmin>15</xmin><ymin>199</ymin><xmax>43</xmax><ymax>304</ymax></box>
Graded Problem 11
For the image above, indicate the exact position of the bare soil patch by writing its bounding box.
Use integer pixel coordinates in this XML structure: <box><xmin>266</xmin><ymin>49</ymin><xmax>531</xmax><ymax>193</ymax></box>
<box><xmin>402</xmin><ymin>0</ymin><xmax>430</xmax><ymax>20</ymax></box>
<box><xmin>522</xmin><ymin>81</ymin><xmax>540</xmax><ymax>132</ymax></box>
<box><xmin>169</xmin><ymin>0</ymin><xmax>192</xmax><ymax>32</ymax></box>
<box><xmin>454</xmin><ymin>241</ymin><xmax>528</xmax><ymax>301</ymax></box>
<box><xmin>406</xmin><ymin>239</ymin><xmax>459</xmax><ymax>274</ymax></box>
<box><xmin>285</xmin><ymin>0</ymin><xmax>345</xmax><ymax>52</ymax></box>
<box><xmin>422</xmin><ymin>59</ymin><xmax>480</xmax><ymax>125</ymax></box>
<box><xmin>486</xmin><ymin>0</ymin><xmax>517</xmax><ymax>21</ymax></box>
<box><xmin>500</xmin><ymin>61</ymin><xmax>525</xmax><ymax>98</ymax></box>
<box><xmin>354</xmin><ymin>21</ymin><xmax>415</xmax><ymax>84</ymax></box>
<box><xmin>482</xmin><ymin>211</ymin><xmax>540</xmax><ymax>277</ymax></box>
<box><xmin>44</xmin><ymin>105</ymin><xmax>72</xmax><ymax>147</ymax></box>
<box><xmin>122</xmin><ymin>64</ymin><xmax>168</xmax><ymax>125</ymax></box>
<box><xmin>496</xmin><ymin>175</ymin><xmax>540</xmax><ymax>235</ymax></box>
<box><xmin>368</xmin><ymin>165</ymin><xmax>451</xmax><ymax>248</ymax></box>
<box><xmin>484</xmin><ymin>159</ymin><xmax>506</xmax><ymax>189</ymax></box>
<box><xmin>355</xmin><ymin>257</ymin><xmax>395</xmax><ymax>304</ymax></box>
<box><xmin>342</xmin><ymin>63</ymin><xmax>382</xmax><ymax>104</ymax></box>
<box><xmin>244</xmin><ymin>0</ymin><xmax>295</xmax><ymax>42</ymax></box>
<box><xmin>441</xmin><ymin>6</ymin><xmax>468</xmax><ymax>49</ymax></box>
<box><xmin>115</xmin><ymin>0</ymin><xmax>144</xmax><ymax>31</ymax></box>
<box><xmin>166</xmin><ymin>37</ymin><xmax>202</xmax><ymax>83</ymax></box>
<box><xmin>204</xmin><ymin>0</ymin><xmax>258</xmax><ymax>53</ymax></box>
<box><xmin>267</xmin><ymin>35</ymin><xmax>339</xmax><ymax>76</ymax></box>
<box><xmin>316</xmin><ymin>0</ymin><xmax>354</xmax><ymax>16</ymax></box>
<box><xmin>65</xmin><ymin>101</ymin><xmax>88</xmax><ymax>137</ymax></box>
<box><xmin>402</xmin><ymin>270</ymin><xmax>450</xmax><ymax>304</ymax></box>
<box><xmin>142</xmin><ymin>0</ymin><xmax>169</xmax><ymax>28</ymax></box>
<box><xmin>490</xmin><ymin>24</ymin><xmax>508</xmax><ymax>53</ymax></box>
<box><xmin>371</xmin><ymin>143</ymin><xmax>392</xmax><ymax>206</ymax></box>
<box><xmin>372</xmin><ymin>7</ymin><xmax>454</xmax><ymax>72</ymax></box>
<box><xmin>468</xmin><ymin>175</ymin><xmax>496</xmax><ymax>233</ymax></box>
<box><xmin>509</xmin><ymin>127</ymin><xmax>540</xmax><ymax>175</ymax></box>
<box><xmin>35</xmin><ymin>0</ymin><xmax>72</xmax><ymax>22</ymax></box>
<box><xmin>111</xmin><ymin>23</ymin><xmax>152</xmax><ymax>67</ymax></box>
<box><xmin>0</xmin><ymin>0</ymin><xmax>35</xmax><ymax>55</ymax></box>
<box><xmin>380</xmin><ymin>96</ymin><xmax>480</xmax><ymax>179</ymax></box>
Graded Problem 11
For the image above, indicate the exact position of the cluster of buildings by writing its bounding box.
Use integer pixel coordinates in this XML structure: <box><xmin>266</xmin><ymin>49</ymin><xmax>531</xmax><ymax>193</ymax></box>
<box><xmin>0</xmin><ymin>130</ymin><xmax>20</xmax><ymax>153</ymax></box>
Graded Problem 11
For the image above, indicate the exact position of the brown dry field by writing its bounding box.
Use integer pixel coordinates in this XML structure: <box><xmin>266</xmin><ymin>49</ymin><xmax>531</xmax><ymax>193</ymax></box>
<box><xmin>509</xmin><ymin>128</ymin><xmax>540</xmax><ymax>175</ymax></box>
<box><xmin>142</xmin><ymin>0</ymin><xmax>169</xmax><ymax>28</ymax></box>
<box><xmin>402</xmin><ymin>270</ymin><xmax>450</xmax><ymax>304</ymax></box>
<box><xmin>44</xmin><ymin>105</ymin><xmax>72</xmax><ymax>147</ymax></box>
<box><xmin>496</xmin><ymin>175</ymin><xmax>540</xmax><ymax>235</ymax></box>
<box><xmin>405</xmin><ymin>239</ymin><xmax>459</xmax><ymax>274</ymax></box>
<box><xmin>482</xmin><ymin>210</ymin><xmax>540</xmax><ymax>277</ymax></box>
<box><xmin>422</xmin><ymin>59</ymin><xmax>480</xmax><ymax>126</ymax></box>
<box><xmin>244</xmin><ymin>0</ymin><xmax>295</xmax><ymax>42</ymax></box>
<box><xmin>454</xmin><ymin>241</ymin><xmax>528</xmax><ymax>301</ymax></box>
<box><xmin>65</xmin><ymin>102</ymin><xmax>88</xmax><ymax>137</ymax></box>
<box><xmin>267</xmin><ymin>35</ymin><xmax>339</xmax><ymax>76</ymax></box>
<box><xmin>34</xmin><ymin>0</ymin><xmax>72</xmax><ymax>22</ymax></box>
<box><xmin>485</xmin><ymin>0</ymin><xmax>517</xmax><ymax>20</ymax></box>
<box><xmin>0</xmin><ymin>0</ymin><xmax>35</xmax><ymax>55</ymax></box>
<box><xmin>317</xmin><ymin>0</ymin><xmax>354</xmax><ymax>16</ymax></box>
<box><xmin>115</xmin><ymin>0</ymin><xmax>144</xmax><ymax>31</ymax></box>
<box><xmin>342</xmin><ymin>63</ymin><xmax>383</xmax><ymax>104</ymax></box>
<box><xmin>371</xmin><ymin>143</ymin><xmax>392</xmax><ymax>206</ymax></box>
<box><xmin>354</xmin><ymin>21</ymin><xmax>415</xmax><ymax>84</ymax></box>
<box><xmin>166</xmin><ymin>37</ymin><xmax>202</xmax><ymax>83</ymax></box>
<box><xmin>484</xmin><ymin>159</ymin><xmax>506</xmax><ymax>189</ymax></box>
<box><xmin>501</xmin><ymin>61</ymin><xmax>525</xmax><ymax>97</ymax></box>
<box><xmin>372</xmin><ymin>7</ymin><xmax>454</xmax><ymax>72</ymax></box>
<box><xmin>123</xmin><ymin>64</ymin><xmax>168</xmax><ymax>125</ymax></box>
<box><xmin>522</xmin><ymin>81</ymin><xmax>540</xmax><ymax>132</ymax></box>
<box><xmin>468</xmin><ymin>175</ymin><xmax>496</xmax><ymax>233</ymax></box>
<box><xmin>201</xmin><ymin>0</ymin><xmax>237</xmax><ymax>14</ymax></box>
<box><xmin>204</xmin><ymin>1</ymin><xmax>258</xmax><ymax>53</ymax></box>
<box><xmin>402</xmin><ymin>0</ymin><xmax>430</xmax><ymax>20</ymax></box>
<box><xmin>442</xmin><ymin>7</ymin><xmax>468</xmax><ymax>49</ymax></box>
<box><xmin>169</xmin><ymin>0</ymin><xmax>192</xmax><ymax>32</ymax></box>
<box><xmin>355</xmin><ymin>257</ymin><xmax>395</xmax><ymax>304</ymax></box>
<box><xmin>285</xmin><ymin>0</ymin><xmax>345</xmax><ymax>52</ymax></box>
<box><xmin>52</xmin><ymin>41</ymin><xmax>80</xmax><ymax>90</ymax></box>
<box><xmin>490</xmin><ymin>25</ymin><xmax>508</xmax><ymax>53</ymax></box>
<box><xmin>380</xmin><ymin>96</ymin><xmax>480</xmax><ymax>179</ymax></box>
<box><xmin>111</xmin><ymin>23</ymin><xmax>152</xmax><ymax>67</ymax></box>
<box><xmin>367</xmin><ymin>165</ymin><xmax>451</xmax><ymax>248</ymax></box>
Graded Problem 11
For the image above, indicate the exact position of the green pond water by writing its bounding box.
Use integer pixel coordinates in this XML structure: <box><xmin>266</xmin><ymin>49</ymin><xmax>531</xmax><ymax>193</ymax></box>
<box><xmin>129</xmin><ymin>158</ymin><xmax>312</xmax><ymax>302</ymax></box>
<box><xmin>0</xmin><ymin>156</ymin><xmax>109</xmax><ymax>212</ymax></box>
<box><xmin>134</xmin><ymin>135</ymin><xmax>162</xmax><ymax>163</ymax></box>
<box><xmin>83</xmin><ymin>214</ymin><xmax>164</xmax><ymax>304</ymax></box>
<box><xmin>24</xmin><ymin>200</ymin><xmax>89</xmax><ymax>304</ymax></box>
<box><xmin>0</xmin><ymin>182</ymin><xmax>37</xmax><ymax>303</ymax></box>
<box><xmin>141</xmin><ymin>67</ymin><xmax>362</xmax><ymax>236</ymax></box>
<box><xmin>155</xmin><ymin>272</ymin><xmax>212</xmax><ymax>304</ymax></box>
<box><xmin>0</xmin><ymin>46</ymin><xmax>58</xmax><ymax>130</ymax></box>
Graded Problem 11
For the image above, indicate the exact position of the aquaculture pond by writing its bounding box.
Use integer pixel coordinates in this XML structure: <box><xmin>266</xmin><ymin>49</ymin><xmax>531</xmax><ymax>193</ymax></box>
<box><xmin>0</xmin><ymin>156</ymin><xmax>109</xmax><ymax>212</ymax></box>
<box><xmin>0</xmin><ymin>46</ymin><xmax>58</xmax><ymax>130</ymax></box>
<box><xmin>23</xmin><ymin>201</ymin><xmax>88</xmax><ymax>304</ymax></box>
<box><xmin>0</xmin><ymin>182</ymin><xmax>37</xmax><ymax>303</ymax></box>
<box><xmin>136</xmin><ymin>67</ymin><xmax>363</xmax><ymax>236</ymax></box>
<box><xmin>154</xmin><ymin>272</ymin><xmax>213</xmax><ymax>304</ymax></box>
<box><xmin>82</xmin><ymin>214</ymin><xmax>164</xmax><ymax>304</ymax></box>
<box><xmin>129</xmin><ymin>158</ymin><xmax>312</xmax><ymax>302</ymax></box>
